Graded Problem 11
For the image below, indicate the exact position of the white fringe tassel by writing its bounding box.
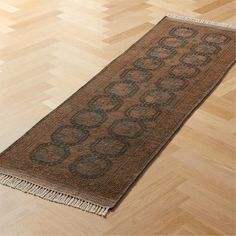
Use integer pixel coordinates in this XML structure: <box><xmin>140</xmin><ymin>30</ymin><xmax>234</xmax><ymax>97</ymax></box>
<box><xmin>167</xmin><ymin>14</ymin><xmax>236</xmax><ymax>30</ymax></box>
<box><xmin>0</xmin><ymin>173</ymin><xmax>109</xmax><ymax>217</ymax></box>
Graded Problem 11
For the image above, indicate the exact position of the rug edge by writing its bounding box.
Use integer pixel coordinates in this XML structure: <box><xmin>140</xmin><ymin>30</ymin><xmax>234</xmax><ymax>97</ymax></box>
<box><xmin>0</xmin><ymin>172</ymin><xmax>109</xmax><ymax>217</ymax></box>
<box><xmin>0</xmin><ymin>15</ymin><xmax>235</xmax><ymax>217</ymax></box>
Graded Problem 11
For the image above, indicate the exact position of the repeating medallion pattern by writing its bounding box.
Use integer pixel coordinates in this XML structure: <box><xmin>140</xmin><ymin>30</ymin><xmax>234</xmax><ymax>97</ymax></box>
<box><xmin>29</xmin><ymin>26</ymin><xmax>231</xmax><ymax>179</ymax></box>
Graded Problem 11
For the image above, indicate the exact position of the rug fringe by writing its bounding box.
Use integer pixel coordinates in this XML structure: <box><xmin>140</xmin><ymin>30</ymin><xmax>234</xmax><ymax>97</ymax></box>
<box><xmin>167</xmin><ymin>14</ymin><xmax>236</xmax><ymax>30</ymax></box>
<box><xmin>0</xmin><ymin>173</ymin><xmax>109</xmax><ymax>216</ymax></box>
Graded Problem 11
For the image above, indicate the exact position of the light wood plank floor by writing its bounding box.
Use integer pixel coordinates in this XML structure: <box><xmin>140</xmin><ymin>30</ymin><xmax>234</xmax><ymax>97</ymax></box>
<box><xmin>0</xmin><ymin>0</ymin><xmax>235</xmax><ymax>235</ymax></box>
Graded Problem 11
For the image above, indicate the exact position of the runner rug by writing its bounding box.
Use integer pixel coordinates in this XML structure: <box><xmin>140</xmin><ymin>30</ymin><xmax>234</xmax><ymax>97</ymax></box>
<box><xmin>0</xmin><ymin>15</ymin><xmax>235</xmax><ymax>216</ymax></box>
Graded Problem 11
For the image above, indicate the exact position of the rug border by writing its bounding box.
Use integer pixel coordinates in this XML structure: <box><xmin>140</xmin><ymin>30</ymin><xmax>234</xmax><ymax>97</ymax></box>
<box><xmin>0</xmin><ymin>15</ymin><xmax>235</xmax><ymax>217</ymax></box>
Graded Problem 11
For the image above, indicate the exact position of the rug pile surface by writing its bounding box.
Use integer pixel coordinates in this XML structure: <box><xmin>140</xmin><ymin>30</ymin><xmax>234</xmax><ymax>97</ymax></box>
<box><xmin>0</xmin><ymin>16</ymin><xmax>235</xmax><ymax>216</ymax></box>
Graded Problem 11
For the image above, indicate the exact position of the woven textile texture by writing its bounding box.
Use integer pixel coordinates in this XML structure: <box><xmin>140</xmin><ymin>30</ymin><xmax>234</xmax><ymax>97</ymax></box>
<box><xmin>0</xmin><ymin>16</ymin><xmax>235</xmax><ymax>216</ymax></box>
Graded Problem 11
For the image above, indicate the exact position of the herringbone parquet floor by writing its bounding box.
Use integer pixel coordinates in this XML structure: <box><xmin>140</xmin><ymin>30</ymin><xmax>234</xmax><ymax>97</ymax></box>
<box><xmin>0</xmin><ymin>0</ymin><xmax>235</xmax><ymax>235</ymax></box>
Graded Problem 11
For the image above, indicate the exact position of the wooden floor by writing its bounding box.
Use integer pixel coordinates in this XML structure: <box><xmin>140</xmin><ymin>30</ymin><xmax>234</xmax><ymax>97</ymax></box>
<box><xmin>0</xmin><ymin>0</ymin><xmax>235</xmax><ymax>235</ymax></box>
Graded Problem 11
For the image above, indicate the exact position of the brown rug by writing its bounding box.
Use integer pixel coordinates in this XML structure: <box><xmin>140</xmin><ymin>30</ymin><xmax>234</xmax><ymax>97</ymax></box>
<box><xmin>0</xmin><ymin>15</ymin><xmax>235</xmax><ymax>216</ymax></box>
